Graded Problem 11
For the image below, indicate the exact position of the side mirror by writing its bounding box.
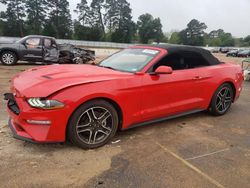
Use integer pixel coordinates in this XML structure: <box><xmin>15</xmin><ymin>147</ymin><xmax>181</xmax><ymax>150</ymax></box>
<box><xmin>155</xmin><ymin>66</ymin><xmax>173</xmax><ymax>75</ymax></box>
<box><xmin>52</xmin><ymin>44</ymin><xmax>57</xmax><ymax>48</ymax></box>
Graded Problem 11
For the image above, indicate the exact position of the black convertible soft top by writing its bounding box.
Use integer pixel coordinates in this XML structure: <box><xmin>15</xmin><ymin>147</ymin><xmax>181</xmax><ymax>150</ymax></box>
<box><xmin>142</xmin><ymin>44</ymin><xmax>222</xmax><ymax>66</ymax></box>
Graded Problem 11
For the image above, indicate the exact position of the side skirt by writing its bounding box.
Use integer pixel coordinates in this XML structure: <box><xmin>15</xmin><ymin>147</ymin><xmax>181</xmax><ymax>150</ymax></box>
<box><xmin>123</xmin><ymin>109</ymin><xmax>205</xmax><ymax>130</ymax></box>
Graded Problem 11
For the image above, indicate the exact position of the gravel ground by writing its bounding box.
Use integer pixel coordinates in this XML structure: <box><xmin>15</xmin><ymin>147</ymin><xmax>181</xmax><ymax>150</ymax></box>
<box><xmin>0</xmin><ymin>52</ymin><xmax>250</xmax><ymax>188</ymax></box>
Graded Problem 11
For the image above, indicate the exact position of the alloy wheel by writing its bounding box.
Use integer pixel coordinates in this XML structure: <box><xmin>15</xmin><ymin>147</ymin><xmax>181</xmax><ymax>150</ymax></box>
<box><xmin>2</xmin><ymin>53</ymin><xmax>15</xmax><ymax>65</ymax></box>
<box><xmin>76</xmin><ymin>107</ymin><xmax>113</xmax><ymax>145</ymax></box>
<box><xmin>216</xmin><ymin>87</ymin><xmax>232</xmax><ymax>113</ymax></box>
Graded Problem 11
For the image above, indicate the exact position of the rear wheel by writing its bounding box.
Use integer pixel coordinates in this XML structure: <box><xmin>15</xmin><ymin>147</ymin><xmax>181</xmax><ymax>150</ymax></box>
<box><xmin>0</xmin><ymin>51</ymin><xmax>18</xmax><ymax>65</ymax></box>
<box><xmin>209</xmin><ymin>83</ymin><xmax>234</xmax><ymax>116</ymax></box>
<box><xmin>67</xmin><ymin>100</ymin><xmax>119</xmax><ymax>149</ymax></box>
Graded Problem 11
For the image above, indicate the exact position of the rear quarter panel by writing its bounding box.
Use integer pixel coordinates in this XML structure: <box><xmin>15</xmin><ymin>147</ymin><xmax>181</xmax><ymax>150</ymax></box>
<box><xmin>200</xmin><ymin>62</ymin><xmax>243</xmax><ymax>108</ymax></box>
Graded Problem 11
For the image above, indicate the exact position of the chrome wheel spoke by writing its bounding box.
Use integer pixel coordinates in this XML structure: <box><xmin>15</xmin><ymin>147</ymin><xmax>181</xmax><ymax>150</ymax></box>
<box><xmin>216</xmin><ymin>102</ymin><xmax>222</xmax><ymax>109</ymax></box>
<box><xmin>224</xmin><ymin>88</ymin><xmax>229</xmax><ymax>96</ymax></box>
<box><xmin>217</xmin><ymin>92</ymin><xmax>223</xmax><ymax>99</ymax></box>
<box><xmin>87</xmin><ymin>108</ymin><xmax>98</xmax><ymax>121</ymax></box>
<box><xmin>2</xmin><ymin>54</ymin><xmax>14</xmax><ymax>64</ymax></box>
<box><xmin>98</xmin><ymin>129</ymin><xmax>110</xmax><ymax>136</ymax></box>
<box><xmin>78</xmin><ymin>122</ymin><xmax>91</xmax><ymax>128</ymax></box>
<box><xmin>77</xmin><ymin>127</ymin><xmax>91</xmax><ymax>134</ymax></box>
<box><xmin>99</xmin><ymin>110</ymin><xmax>111</xmax><ymax>122</ymax></box>
<box><xmin>92</xmin><ymin>131</ymin><xmax>98</xmax><ymax>144</ymax></box>
<box><xmin>216</xmin><ymin>87</ymin><xmax>232</xmax><ymax>113</ymax></box>
<box><xmin>76</xmin><ymin>106</ymin><xmax>113</xmax><ymax>145</ymax></box>
<box><xmin>88</xmin><ymin>130</ymin><xmax>93</xmax><ymax>144</ymax></box>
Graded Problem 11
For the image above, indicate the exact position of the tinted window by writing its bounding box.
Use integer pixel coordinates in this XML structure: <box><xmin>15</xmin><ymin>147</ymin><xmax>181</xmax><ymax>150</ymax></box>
<box><xmin>152</xmin><ymin>51</ymin><xmax>210</xmax><ymax>72</ymax></box>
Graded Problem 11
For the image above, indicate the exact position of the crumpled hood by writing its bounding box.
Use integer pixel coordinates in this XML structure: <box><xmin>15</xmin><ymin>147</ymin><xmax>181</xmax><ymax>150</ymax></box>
<box><xmin>12</xmin><ymin>64</ymin><xmax>132</xmax><ymax>98</ymax></box>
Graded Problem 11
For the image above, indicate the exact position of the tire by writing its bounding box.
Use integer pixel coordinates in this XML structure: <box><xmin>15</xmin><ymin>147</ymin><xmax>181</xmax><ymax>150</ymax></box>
<box><xmin>0</xmin><ymin>51</ymin><xmax>18</xmax><ymax>65</ymax></box>
<box><xmin>209</xmin><ymin>83</ymin><xmax>234</xmax><ymax>116</ymax></box>
<box><xmin>67</xmin><ymin>99</ymin><xmax>119</xmax><ymax>149</ymax></box>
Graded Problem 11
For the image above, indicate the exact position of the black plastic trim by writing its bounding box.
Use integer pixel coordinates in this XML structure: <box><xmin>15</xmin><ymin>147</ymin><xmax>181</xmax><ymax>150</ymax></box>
<box><xmin>123</xmin><ymin>109</ymin><xmax>204</xmax><ymax>130</ymax></box>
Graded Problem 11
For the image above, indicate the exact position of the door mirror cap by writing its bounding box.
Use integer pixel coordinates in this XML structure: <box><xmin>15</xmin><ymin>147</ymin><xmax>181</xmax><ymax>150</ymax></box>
<box><xmin>155</xmin><ymin>66</ymin><xmax>173</xmax><ymax>74</ymax></box>
<box><xmin>52</xmin><ymin>44</ymin><xmax>57</xmax><ymax>48</ymax></box>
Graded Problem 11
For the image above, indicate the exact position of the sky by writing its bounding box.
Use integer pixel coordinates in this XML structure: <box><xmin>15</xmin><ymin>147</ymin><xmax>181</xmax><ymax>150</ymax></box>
<box><xmin>69</xmin><ymin>0</ymin><xmax>250</xmax><ymax>38</ymax></box>
<box><xmin>0</xmin><ymin>0</ymin><xmax>249</xmax><ymax>38</ymax></box>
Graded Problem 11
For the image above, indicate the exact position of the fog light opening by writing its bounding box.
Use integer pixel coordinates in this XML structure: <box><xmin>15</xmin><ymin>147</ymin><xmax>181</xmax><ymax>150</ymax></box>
<box><xmin>26</xmin><ymin>120</ymin><xmax>51</xmax><ymax>125</ymax></box>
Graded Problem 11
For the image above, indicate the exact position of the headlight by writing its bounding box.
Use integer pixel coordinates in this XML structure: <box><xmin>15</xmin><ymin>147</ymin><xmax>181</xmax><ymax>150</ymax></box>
<box><xmin>27</xmin><ymin>98</ymin><xmax>65</xmax><ymax>110</ymax></box>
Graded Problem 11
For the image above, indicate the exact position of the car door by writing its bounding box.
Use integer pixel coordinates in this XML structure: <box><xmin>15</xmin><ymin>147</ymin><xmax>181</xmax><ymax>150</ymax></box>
<box><xmin>21</xmin><ymin>37</ymin><xmax>43</xmax><ymax>61</ymax></box>
<box><xmin>140</xmin><ymin>52</ymin><xmax>205</xmax><ymax>122</ymax></box>
<box><xmin>43</xmin><ymin>38</ymin><xmax>59</xmax><ymax>62</ymax></box>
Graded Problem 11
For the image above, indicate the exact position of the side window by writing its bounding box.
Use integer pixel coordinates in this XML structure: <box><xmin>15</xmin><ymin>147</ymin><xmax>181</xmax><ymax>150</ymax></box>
<box><xmin>152</xmin><ymin>51</ymin><xmax>210</xmax><ymax>72</ymax></box>
<box><xmin>152</xmin><ymin>53</ymin><xmax>187</xmax><ymax>71</ymax></box>
<box><xmin>25</xmin><ymin>38</ymin><xmax>41</xmax><ymax>49</ymax></box>
<box><xmin>44</xmin><ymin>39</ymin><xmax>52</xmax><ymax>48</ymax></box>
<box><xmin>183</xmin><ymin>51</ymin><xmax>210</xmax><ymax>68</ymax></box>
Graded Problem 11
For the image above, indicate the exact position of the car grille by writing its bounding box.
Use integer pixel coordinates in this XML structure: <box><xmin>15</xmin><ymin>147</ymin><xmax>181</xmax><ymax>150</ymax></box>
<box><xmin>4</xmin><ymin>93</ymin><xmax>20</xmax><ymax>115</ymax></box>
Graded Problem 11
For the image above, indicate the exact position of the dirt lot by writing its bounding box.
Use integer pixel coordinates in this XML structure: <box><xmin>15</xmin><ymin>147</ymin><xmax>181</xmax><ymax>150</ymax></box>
<box><xmin>0</xmin><ymin>52</ymin><xmax>250</xmax><ymax>188</ymax></box>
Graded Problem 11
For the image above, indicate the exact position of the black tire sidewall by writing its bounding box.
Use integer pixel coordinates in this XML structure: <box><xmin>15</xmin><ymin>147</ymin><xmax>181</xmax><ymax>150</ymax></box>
<box><xmin>67</xmin><ymin>99</ymin><xmax>119</xmax><ymax>149</ymax></box>
<box><xmin>1</xmin><ymin>51</ymin><xmax>17</xmax><ymax>65</ymax></box>
<box><xmin>209</xmin><ymin>83</ymin><xmax>233</xmax><ymax>116</ymax></box>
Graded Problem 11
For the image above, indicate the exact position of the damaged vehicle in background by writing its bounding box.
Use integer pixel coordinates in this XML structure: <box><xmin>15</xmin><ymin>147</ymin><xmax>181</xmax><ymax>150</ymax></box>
<box><xmin>0</xmin><ymin>35</ymin><xmax>95</xmax><ymax>65</ymax></box>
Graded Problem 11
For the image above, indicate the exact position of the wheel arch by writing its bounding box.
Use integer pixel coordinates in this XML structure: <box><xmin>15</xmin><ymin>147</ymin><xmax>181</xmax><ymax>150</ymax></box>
<box><xmin>223</xmin><ymin>81</ymin><xmax>236</xmax><ymax>102</ymax></box>
<box><xmin>0</xmin><ymin>48</ymin><xmax>20</xmax><ymax>59</ymax></box>
<box><xmin>66</xmin><ymin>97</ymin><xmax>124</xmax><ymax>139</ymax></box>
<box><xmin>210</xmin><ymin>81</ymin><xmax>236</xmax><ymax>105</ymax></box>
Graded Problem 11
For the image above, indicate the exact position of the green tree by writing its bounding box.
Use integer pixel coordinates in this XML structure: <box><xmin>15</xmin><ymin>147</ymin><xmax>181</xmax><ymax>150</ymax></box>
<box><xmin>0</xmin><ymin>0</ymin><xmax>26</xmax><ymax>37</ymax></box>
<box><xmin>137</xmin><ymin>13</ymin><xmax>164</xmax><ymax>44</ymax></box>
<box><xmin>25</xmin><ymin>0</ymin><xmax>48</xmax><ymax>35</ymax></box>
<box><xmin>74</xmin><ymin>0</ymin><xmax>91</xmax><ymax>26</ymax></box>
<box><xmin>73</xmin><ymin>20</ymin><xmax>103</xmax><ymax>41</ymax></box>
<box><xmin>169</xmin><ymin>32</ymin><xmax>181</xmax><ymax>44</ymax></box>
<box><xmin>89</xmin><ymin>0</ymin><xmax>106</xmax><ymax>39</ymax></box>
<box><xmin>107</xmin><ymin>0</ymin><xmax>135</xmax><ymax>43</ymax></box>
<box><xmin>44</xmin><ymin>0</ymin><xmax>72</xmax><ymax>39</ymax></box>
<box><xmin>206</xmin><ymin>29</ymin><xmax>234</xmax><ymax>47</ymax></box>
<box><xmin>0</xmin><ymin>18</ymin><xmax>3</xmax><ymax>35</ymax></box>
<box><xmin>243</xmin><ymin>35</ymin><xmax>250</xmax><ymax>46</ymax></box>
<box><xmin>74</xmin><ymin>0</ymin><xmax>104</xmax><ymax>41</ymax></box>
<box><xmin>179</xmin><ymin>19</ymin><xmax>207</xmax><ymax>46</ymax></box>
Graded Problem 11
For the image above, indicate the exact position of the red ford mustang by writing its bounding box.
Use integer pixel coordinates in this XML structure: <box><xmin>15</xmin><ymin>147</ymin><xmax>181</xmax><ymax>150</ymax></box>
<box><xmin>4</xmin><ymin>45</ymin><xmax>243</xmax><ymax>149</ymax></box>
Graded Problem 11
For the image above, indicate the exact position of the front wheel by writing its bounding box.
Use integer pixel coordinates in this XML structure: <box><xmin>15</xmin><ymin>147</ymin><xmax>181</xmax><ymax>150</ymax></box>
<box><xmin>67</xmin><ymin>100</ymin><xmax>119</xmax><ymax>149</ymax></box>
<box><xmin>209</xmin><ymin>83</ymin><xmax>234</xmax><ymax>116</ymax></box>
<box><xmin>0</xmin><ymin>51</ymin><xmax>18</xmax><ymax>65</ymax></box>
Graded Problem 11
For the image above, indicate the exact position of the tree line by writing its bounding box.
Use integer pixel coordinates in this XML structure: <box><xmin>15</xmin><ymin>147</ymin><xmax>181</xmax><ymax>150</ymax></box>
<box><xmin>0</xmin><ymin>0</ymin><xmax>249</xmax><ymax>47</ymax></box>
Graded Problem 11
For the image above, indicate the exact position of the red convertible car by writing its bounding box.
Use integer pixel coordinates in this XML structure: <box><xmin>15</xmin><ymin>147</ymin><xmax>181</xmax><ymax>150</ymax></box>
<box><xmin>4</xmin><ymin>45</ymin><xmax>243</xmax><ymax>149</ymax></box>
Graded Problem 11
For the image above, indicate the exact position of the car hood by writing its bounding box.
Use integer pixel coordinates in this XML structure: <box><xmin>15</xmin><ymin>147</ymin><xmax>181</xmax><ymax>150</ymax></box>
<box><xmin>12</xmin><ymin>64</ymin><xmax>132</xmax><ymax>98</ymax></box>
<box><xmin>0</xmin><ymin>42</ymin><xmax>17</xmax><ymax>48</ymax></box>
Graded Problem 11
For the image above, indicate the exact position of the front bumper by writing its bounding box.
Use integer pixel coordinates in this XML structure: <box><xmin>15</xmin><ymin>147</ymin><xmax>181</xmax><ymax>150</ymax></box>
<box><xmin>8</xmin><ymin>118</ymin><xmax>37</xmax><ymax>143</ymax></box>
<box><xmin>4</xmin><ymin>93</ymin><xmax>69</xmax><ymax>143</ymax></box>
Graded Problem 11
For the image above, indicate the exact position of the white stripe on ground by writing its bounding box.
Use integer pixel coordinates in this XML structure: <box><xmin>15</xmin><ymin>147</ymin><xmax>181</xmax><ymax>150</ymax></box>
<box><xmin>185</xmin><ymin>148</ymin><xmax>230</xmax><ymax>161</ymax></box>
<box><xmin>155</xmin><ymin>141</ymin><xmax>225</xmax><ymax>188</ymax></box>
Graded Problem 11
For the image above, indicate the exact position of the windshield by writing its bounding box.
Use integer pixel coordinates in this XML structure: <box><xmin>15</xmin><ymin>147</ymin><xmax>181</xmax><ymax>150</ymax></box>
<box><xmin>15</xmin><ymin>36</ymin><xmax>28</xmax><ymax>43</ymax></box>
<box><xmin>99</xmin><ymin>48</ymin><xmax>160</xmax><ymax>73</ymax></box>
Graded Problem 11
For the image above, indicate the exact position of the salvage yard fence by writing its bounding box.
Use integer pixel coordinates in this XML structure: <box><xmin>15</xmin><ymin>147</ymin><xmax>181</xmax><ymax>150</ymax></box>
<box><xmin>0</xmin><ymin>36</ymin><xmax>134</xmax><ymax>49</ymax></box>
<box><xmin>0</xmin><ymin>36</ymin><xmax>249</xmax><ymax>50</ymax></box>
